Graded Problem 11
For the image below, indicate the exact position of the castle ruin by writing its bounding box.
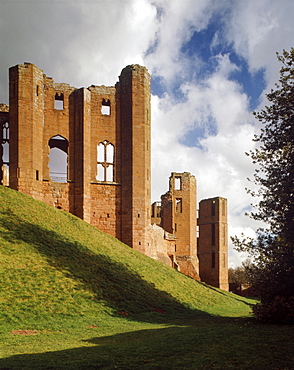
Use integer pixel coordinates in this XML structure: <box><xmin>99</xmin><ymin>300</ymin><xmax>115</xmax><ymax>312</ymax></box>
<box><xmin>0</xmin><ymin>63</ymin><xmax>228</xmax><ymax>290</ymax></box>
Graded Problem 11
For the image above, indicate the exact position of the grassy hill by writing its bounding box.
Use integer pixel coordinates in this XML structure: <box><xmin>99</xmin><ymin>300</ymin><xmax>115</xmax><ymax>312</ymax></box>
<box><xmin>0</xmin><ymin>185</ymin><xmax>293</xmax><ymax>369</ymax></box>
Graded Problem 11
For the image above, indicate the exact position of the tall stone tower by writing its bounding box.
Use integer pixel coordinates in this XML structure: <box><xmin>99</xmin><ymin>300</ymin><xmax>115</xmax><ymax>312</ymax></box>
<box><xmin>9</xmin><ymin>63</ymin><xmax>48</xmax><ymax>199</ymax></box>
<box><xmin>160</xmin><ymin>172</ymin><xmax>199</xmax><ymax>279</ymax></box>
<box><xmin>198</xmin><ymin>197</ymin><xmax>229</xmax><ymax>290</ymax></box>
<box><xmin>119</xmin><ymin>66</ymin><xmax>151</xmax><ymax>253</ymax></box>
<box><xmin>8</xmin><ymin>62</ymin><xmax>151</xmax><ymax>256</ymax></box>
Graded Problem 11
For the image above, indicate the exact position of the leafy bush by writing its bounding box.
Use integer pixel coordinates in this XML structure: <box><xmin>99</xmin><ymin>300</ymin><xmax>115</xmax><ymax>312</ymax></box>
<box><xmin>253</xmin><ymin>296</ymin><xmax>294</xmax><ymax>324</ymax></box>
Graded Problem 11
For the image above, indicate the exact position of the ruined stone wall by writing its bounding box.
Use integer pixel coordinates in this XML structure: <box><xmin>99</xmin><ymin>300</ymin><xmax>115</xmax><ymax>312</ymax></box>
<box><xmin>156</xmin><ymin>172</ymin><xmax>200</xmax><ymax>280</ymax></box>
<box><xmin>149</xmin><ymin>224</ymin><xmax>175</xmax><ymax>266</ymax></box>
<box><xmin>3</xmin><ymin>63</ymin><xmax>228</xmax><ymax>290</ymax></box>
<box><xmin>7</xmin><ymin>62</ymin><xmax>151</xmax><ymax>254</ymax></box>
<box><xmin>153</xmin><ymin>174</ymin><xmax>228</xmax><ymax>288</ymax></box>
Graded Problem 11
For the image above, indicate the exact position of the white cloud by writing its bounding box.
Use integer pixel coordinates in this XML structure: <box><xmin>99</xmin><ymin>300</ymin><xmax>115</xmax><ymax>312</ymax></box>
<box><xmin>0</xmin><ymin>0</ymin><xmax>158</xmax><ymax>102</ymax></box>
<box><xmin>224</xmin><ymin>0</ymin><xmax>294</xmax><ymax>89</ymax></box>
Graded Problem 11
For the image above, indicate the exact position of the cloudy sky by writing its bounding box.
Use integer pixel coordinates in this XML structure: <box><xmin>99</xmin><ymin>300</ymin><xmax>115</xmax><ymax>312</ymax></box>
<box><xmin>1</xmin><ymin>0</ymin><xmax>293</xmax><ymax>267</ymax></box>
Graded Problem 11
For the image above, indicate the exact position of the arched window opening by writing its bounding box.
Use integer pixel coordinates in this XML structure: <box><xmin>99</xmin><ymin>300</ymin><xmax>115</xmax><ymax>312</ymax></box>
<box><xmin>54</xmin><ymin>93</ymin><xmax>64</xmax><ymax>110</ymax></box>
<box><xmin>106</xmin><ymin>142</ymin><xmax>114</xmax><ymax>162</ymax></box>
<box><xmin>96</xmin><ymin>140</ymin><xmax>114</xmax><ymax>182</ymax></box>
<box><xmin>48</xmin><ymin>135</ymin><xmax>68</xmax><ymax>183</ymax></box>
<box><xmin>101</xmin><ymin>99</ymin><xmax>110</xmax><ymax>115</ymax></box>
<box><xmin>98</xmin><ymin>143</ymin><xmax>105</xmax><ymax>162</ymax></box>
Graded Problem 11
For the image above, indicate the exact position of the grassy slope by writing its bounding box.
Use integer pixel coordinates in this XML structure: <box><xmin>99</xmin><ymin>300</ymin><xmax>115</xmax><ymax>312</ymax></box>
<box><xmin>0</xmin><ymin>186</ymin><xmax>293</xmax><ymax>369</ymax></box>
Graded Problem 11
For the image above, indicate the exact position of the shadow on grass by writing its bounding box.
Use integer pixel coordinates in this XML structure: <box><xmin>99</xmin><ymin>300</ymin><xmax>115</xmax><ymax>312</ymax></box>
<box><xmin>0</xmin><ymin>211</ymin><xmax>206</xmax><ymax>322</ymax></box>
<box><xmin>1</xmin><ymin>316</ymin><xmax>293</xmax><ymax>369</ymax></box>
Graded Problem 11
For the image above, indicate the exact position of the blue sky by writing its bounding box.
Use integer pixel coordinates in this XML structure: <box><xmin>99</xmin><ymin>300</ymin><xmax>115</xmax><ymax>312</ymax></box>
<box><xmin>0</xmin><ymin>0</ymin><xmax>293</xmax><ymax>266</ymax></box>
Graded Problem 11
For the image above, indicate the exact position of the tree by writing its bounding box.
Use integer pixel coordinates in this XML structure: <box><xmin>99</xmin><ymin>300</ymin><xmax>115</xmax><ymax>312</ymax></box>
<box><xmin>228</xmin><ymin>259</ymin><xmax>252</xmax><ymax>294</ymax></box>
<box><xmin>232</xmin><ymin>48</ymin><xmax>294</xmax><ymax>324</ymax></box>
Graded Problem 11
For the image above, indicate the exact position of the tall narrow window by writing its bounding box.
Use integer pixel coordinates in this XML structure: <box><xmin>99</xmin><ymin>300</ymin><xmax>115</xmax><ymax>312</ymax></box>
<box><xmin>211</xmin><ymin>223</ymin><xmax>215</xmax><ymax>246</ymax></box>
<box><xmin>48</xmin><ymin>135</ymin><xmax>68</xmax><ymax>182</ymax></box>
<box><xmin>96</xmin><ymin>140</ymin><xmax>114</xmax><ymax>182</ymax></box>
<box><xmin>101</xmin><ymin>99</ymin><xmax>110</xmax><ymax>115</ymax></box>
<box><xmin>212</xmin><ymin>200</ymin><xmax>216</xmax><ymax>216</ymax></box>
<box><xmin>54</xmin><ymin>93</ymin><xmax>64</xmax><ymax>110</ymax></box>
<box><xmin>175</xmin><ymin>177</ymin><xmax>181</xmax><ymax>190</ymax></box>
<box><xmin>176</xmin><ymin>198</ymin><xmax>182</xmax><ymax>213</ymax></box>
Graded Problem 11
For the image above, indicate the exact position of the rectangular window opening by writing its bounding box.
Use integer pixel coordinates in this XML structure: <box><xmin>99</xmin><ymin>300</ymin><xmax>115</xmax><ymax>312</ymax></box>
<box><xmin>101</xmin><ymin>99</ymin><xmax>111</xmax><ymax>115</ymax></box>
<box><xmin>176</xmin><ymin>198</ymin><xmax>182</xmax><ymax>213</ymax></box>
<box><xmin>212</xmin><ymin>252</ymin><xmax>216</xmax><ymax>268</ymax></box>
<box><xmin>54</xmin><ymin>93</ymin><xmax>64</xmax><ymax>110</ymax></box>
<box><xmin>175</xmin><ymin>177</ymin><xmax>181</xmax><ymax>190</ymax></box>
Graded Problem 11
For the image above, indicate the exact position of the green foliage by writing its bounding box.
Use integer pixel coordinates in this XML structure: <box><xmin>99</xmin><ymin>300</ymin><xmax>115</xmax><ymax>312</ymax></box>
<box><xmin>228</xmin><ymin>260</ymin><xmax>253</xmax><ymax>294</ymax></box>
<box><xmin>232</xmin><ymin>49</ymin><xmax>294</xmax><ymax>323</ymax></box>
<box><xmin>253</xmin><ymin>296</ymin><xmax>294</xmax><ymax>324</ymax></box>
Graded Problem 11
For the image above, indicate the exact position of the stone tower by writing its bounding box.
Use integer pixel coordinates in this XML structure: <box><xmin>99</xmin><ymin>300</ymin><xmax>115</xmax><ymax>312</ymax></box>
<box><xmin>8</xmin><ymin>62</ymin><xmax>151</xmax><ymax>255</ymax></box>
<box><xmin>157</xmin><ymin>172</ymin><xmax>200</xmax><ymax>279</ymax></box>
<box><xmin>198</xmin><ymin>197</ymin><xmax>229</xmax><ymax>290</ymax></box>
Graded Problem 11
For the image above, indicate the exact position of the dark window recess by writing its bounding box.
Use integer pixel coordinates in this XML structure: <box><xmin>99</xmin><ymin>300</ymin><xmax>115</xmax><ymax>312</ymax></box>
<box><xmin>212</xmin><ymin>200</ymin><xmax>216</xmax><ymax>216</ymax></box>
<box><xmin>36</xmin><ymin>170</ymin><xmax>39</xmax><ymax>180</ymax></box>
<box><xmin>211</xmin><ymin>252</ymin><xmax>216</xmax><ymax>268</ymax></box>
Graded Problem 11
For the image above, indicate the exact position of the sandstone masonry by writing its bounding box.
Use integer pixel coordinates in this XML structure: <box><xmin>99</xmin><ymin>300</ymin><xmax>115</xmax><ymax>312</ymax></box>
<box><xmin>0</xmin><ymin>63</ymin><xmax>228</xmax><ymax>290</ymax></box>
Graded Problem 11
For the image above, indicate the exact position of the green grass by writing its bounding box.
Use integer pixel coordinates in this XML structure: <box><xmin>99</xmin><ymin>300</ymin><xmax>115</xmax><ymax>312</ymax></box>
<box><xmin>0</xmin><ymin>185</ymin><xmax>293</xmax><ymax>369</ymax></box>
